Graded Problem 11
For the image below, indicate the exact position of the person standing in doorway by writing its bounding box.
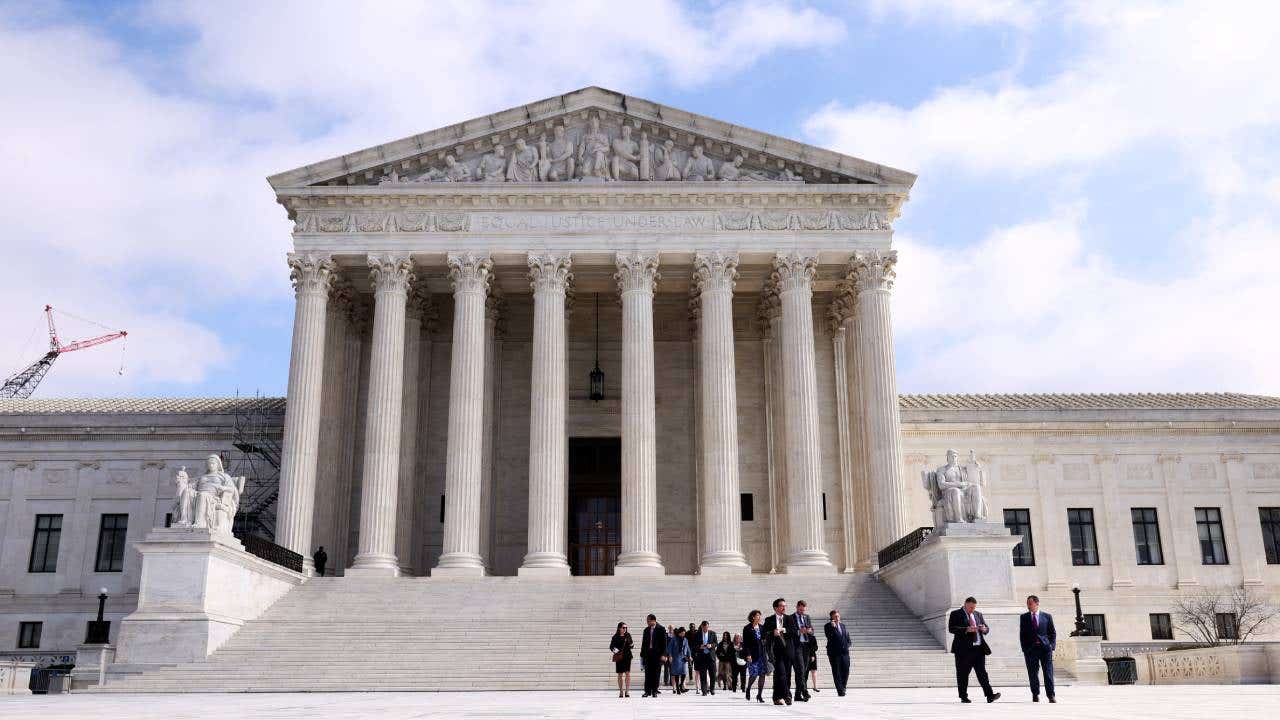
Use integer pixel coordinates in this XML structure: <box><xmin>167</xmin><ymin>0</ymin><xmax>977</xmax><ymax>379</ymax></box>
<box><xmin>639</xmin><ymin>614</ymin><xmax>668</xmax><ymax>697</ymax></box>
<box><xmin>824</xmin><ymin>610</ymin><xmax>851</xmax><ymax>696</ymax></box>
<box><xmin>312</xmin><ymin>546</ymin><xmax>327</xmax><ymax>577</ymax></box>
<box><xmin>949</xmin><ymin>596</ymin><xmax>1001</xmax><ymax>704</ymax></box>
<box><xmin>1020</xmin><ymin>594</ymin><xmax>1057</xmax><ymax>703</ymax></box>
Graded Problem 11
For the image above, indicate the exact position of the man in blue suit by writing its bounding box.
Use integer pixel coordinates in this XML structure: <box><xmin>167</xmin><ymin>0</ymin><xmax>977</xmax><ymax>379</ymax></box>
<box><xmin>1019</xmin><ymin>594</ymin><xmax>1057</xmax><ymax>703</ymax></box>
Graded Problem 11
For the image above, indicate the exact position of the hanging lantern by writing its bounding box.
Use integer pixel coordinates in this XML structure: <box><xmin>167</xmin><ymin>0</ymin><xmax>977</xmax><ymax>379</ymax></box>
<box><xmin>589</xmin><ymin>293</ymin><xmax>605</xmax><ymax>401</ymax></box>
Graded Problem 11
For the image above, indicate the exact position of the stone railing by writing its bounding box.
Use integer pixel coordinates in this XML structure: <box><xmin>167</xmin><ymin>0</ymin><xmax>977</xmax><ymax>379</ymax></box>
<box><xmin>877</xmin><ymin>526</ymin><xmax>933</xmax><ymax>568</ymax></box>
<box><xmin>1133</xmin><ymin>643</ymin><xmax>1280</xmax><ymax>685</ymax></box>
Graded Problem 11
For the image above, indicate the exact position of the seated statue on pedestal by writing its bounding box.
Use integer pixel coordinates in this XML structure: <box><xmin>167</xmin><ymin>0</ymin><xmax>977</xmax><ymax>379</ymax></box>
<box><xmin>173</xmin><ymin>454</ymin><xmax>245</xmax><ymax>536</ymax></box>
<box><xmin>922</xmin><ymin>449</ymin><xmax>989</xmax><ymax>527</ymax></box>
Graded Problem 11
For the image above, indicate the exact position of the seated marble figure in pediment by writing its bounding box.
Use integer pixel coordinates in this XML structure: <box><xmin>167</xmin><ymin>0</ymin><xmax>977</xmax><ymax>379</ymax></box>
<box><xmin>370</xmin><ymin>114</ymin><xmax>812</xmax><ymax>187</ymax></box>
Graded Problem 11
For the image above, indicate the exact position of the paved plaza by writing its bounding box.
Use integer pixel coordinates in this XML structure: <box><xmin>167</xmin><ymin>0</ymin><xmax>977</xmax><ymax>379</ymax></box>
<box><xmin>4</xmin><ymin>686</ymin><xmax>1279</xmax><ymax>720</ymax></box>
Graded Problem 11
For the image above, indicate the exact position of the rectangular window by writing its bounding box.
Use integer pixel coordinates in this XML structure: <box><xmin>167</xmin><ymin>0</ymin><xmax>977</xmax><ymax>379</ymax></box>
<box><xmin>1260</xmin><ymin>507</ymin><xmax>1280</xmax><ymax>565</ymax></box>
<box><xmin>1003</xmin><ymin>508</ymin><xmax>1036</xmax><ymax>566</ymax></box>
<box><xmin>1195</xmin><ymin>507</ymin><xmax>1229</xmax><ymax>565</ymax></box>
<box><xmin>95</xmin><ymin>514</ymin><xmax>129</xmax><ymax>572</ymax></box>
<box><xmin>1215</xmin><ymin>612</ymin><xmax>1239</xmax><ymax>640</ymax></box>
<box><xmin>28</xmin><ymin>514</ymin><xmax>62</xmax><ymax>573</ymax></box>
<box><xmin>1083</xmin><ymin>613</ymin><xmax>1108</xmax><ymax>640</ymax></box>
<box><xmin>740</xmin><ymin>493</ymin><xmax>754</xmax><ymax>522</ymax></box>
<box><xmin>439</xmin><ymin>495</ymin><xmax>446</xmax><ymax>524</ymax></box>
<box><xmin>1149</xmin><ymin>613</ymin><xmax>1173</xmax><ymax>640</ymax></box>
<box><xmin>821</xmin><ymin>492</ymin><xmax>827</xmax><ymax>521</ymax></box>
<box><xmin>1068</xmin><ymin>508</ymin><xmax>1100</xmax><ymax>566</ymax></box>
<box><xmin>1130</xmin><ymin>508</ymin><xmax>1164</xmax><ymax>565</ymax></box>
<box><xmin>18</xmin><ymin>621</ymin><xmax>42</xmax><ymax>649</ymax></box>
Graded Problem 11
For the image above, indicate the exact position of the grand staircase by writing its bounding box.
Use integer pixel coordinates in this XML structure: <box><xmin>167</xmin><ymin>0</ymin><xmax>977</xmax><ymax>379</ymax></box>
<box><xmin>94</xmin><ymin>573</ymin><xmax>1054</xmax><ymax>692</ymax></box>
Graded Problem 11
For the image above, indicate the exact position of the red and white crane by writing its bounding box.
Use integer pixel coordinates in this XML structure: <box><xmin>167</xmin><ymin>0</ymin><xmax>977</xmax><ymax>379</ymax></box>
<box><xmin>1</xmin><ymin>305</ymin><xmax>127</xmax><ymax>399</ymax></box>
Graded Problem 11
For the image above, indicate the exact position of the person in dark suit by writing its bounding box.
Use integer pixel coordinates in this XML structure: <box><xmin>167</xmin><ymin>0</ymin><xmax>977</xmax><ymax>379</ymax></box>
<box><xmin>1019</xmin><ymin>594</ymin><xmax>1057</xmax><ymax>703</ymax></box>
<box><xmin>693</xmin><ymin>621</ymin><xmax>718</xmax><ymax>695</ymax></box>
<box><xmin>639</xmin><ymin>614</ymin><xmax>669</xmax><ymax>697</ymax></box>
<box><xmin>312</xmin><ymin>547</ymin><xmax>327</xmax><ymax>577</ymax></box>
<box><xmin>792</xmin><ymin>600</ymin><xmax>816</xmax><ymax>702</ymax></box>
<box><xmin>823</xmin><ymin>609</ymin><xmax>851</xmax><ymax>696</ymax></box>
<box><xmin>610</xmin><ymin>621</ymin><xmax>634</xmax><ymax>698</ymax></box>
<box><xmin>949</xmin><ymin>596</ymin><xmax>1001</xmax><ymax>704</ymax></box>
<box><xmin>762</xmin><ymin>597</ymin><xmax>798</xmax><ymax>705</ymax></box>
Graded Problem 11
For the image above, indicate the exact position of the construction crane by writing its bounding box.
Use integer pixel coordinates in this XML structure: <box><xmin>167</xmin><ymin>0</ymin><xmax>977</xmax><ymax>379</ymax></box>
<box><xmin>1</xmin><ymin>305</ymin><xmax>127</xmax><ymax>399</ymax></box>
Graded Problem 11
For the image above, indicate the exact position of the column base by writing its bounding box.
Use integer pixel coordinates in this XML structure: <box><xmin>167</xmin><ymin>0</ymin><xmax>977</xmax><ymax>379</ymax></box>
<box><xmin>614</xmin><ymin>556</ymin><xmax>666</xmax><ymax>577</ymax></box>
<box><xmin>700</xmin><ymin>550</ymin><xmax>750</xmax><ymax>575</ymax></box>
<box><xmin>433</xmin><ymin>551</ymin><xmax>487</xmax><ymax>578</ymax></box>
<box><xmin>517</xmin><ymin>565</ymin><xmax>571</xmax><ymax>578</ymax></box>
<box><xmin>784</xmin><ymin>549</ymin><xmax>835</xmax><ymax>574</ymax></box>
<box><xmin>349</xmin><ymin>552</ymin><xmax>400</xmax><ymax>577</ymax></box>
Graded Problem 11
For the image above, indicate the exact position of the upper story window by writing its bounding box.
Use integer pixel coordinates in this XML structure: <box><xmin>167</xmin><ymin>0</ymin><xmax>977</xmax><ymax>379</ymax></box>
<box><xmin>1068</xmin><ymin>508</ymin><xmax>1100</xmax><ymax>566</ymax></box>
<box><xmin>1130</xmin><ymin>508</ymin><xmax>1164</xmax><ymax>565</ymax></box>
<box><xmin>1003</xmin><ymin>508</ymin><xmax>1035</xmax><ymax>566</ymax></box>
<box><xmin>28</xmin><ymin>514</ymin><xmax>62</xmax><ymax>573</ymax></box>
<box><xmin>1195</xmin><ymin>507</ymin><xmax>1229</xmax><ymax>565</ymax></box>
<box><xmin>95</xmin><ymin>513</ymin><xmax>129</xmax><ymax>573</ymax></box>
<box><xmin>1259</xmin><ymin>507</ymin><xmax>1280</xmax><ymax>565</ymax></box>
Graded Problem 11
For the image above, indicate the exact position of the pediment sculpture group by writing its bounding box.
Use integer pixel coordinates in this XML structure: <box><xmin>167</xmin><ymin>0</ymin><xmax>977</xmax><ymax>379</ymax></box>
<box><xmin>170</xmin><ymin>454</ymin><xmax>245</xmax><ymax>535</ymax></box>
<box><xmin>922</xmin><ymin>449</ymin><xmax>990</xmax><ymax>527</ymax></box>
<box><xmin>380</xmin><ymin>117</ymin><xmax>807</xmax><ymax>185</ymax></box>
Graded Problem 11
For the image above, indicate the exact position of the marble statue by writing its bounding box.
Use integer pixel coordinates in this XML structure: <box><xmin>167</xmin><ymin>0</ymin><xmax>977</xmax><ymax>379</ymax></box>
<box><xmin>541</xmin><ymin>126</ymin><xmax>575</xmax><ymax>181</ymax></box>
<box><xmin>506</xmin><ymin>138</ymin><xmax>540</xmax><ymax>182</ymax></box>
<box><xmin>378</xmin><ymin>169</ymin><xmax>401</xmax><ymax>185</ymax></box>
<box><xmin>639</xmin><ymin>131</ymin><xmax>651</xmax><ymax>180</ymax></box>
<box><xmin>477</xmin><ymin>145</ymin><xmax>507</xmax><ymax>182</ymax></box>
<box><xmin>171</xmin><ymin>466</ymin><xmax>196</xmax><ymax>526</ymax></box>
<box><xmin>187</xmin><ymin>454</ymin><xmax>245</xmax><ymax>535</ymax></box>
<box><xmin>923</xmin><ymin>449</ymin><xmax>989</xmax><ymax>527</ymax></box>
<box><xmin>610</xmin><ymin>125</ymin><xmax>642</xmax><ymax>181</ymax></box>
<box><xmin>654</xmin><ymin>139</ymin><xmax>681</xmax><ymax>180</ymax></box>
<box><xmin>780</xmin><ymin>167</ymin><xmax>805</xmax><ymax>182</ymax></box>
<box><xmin>577</xmin><ymin>116</ymin><xmax>611</xmax><ymax>180</ymax></box>
<box><xmin>442</xmin><ymin>155</ymin><xmax>471</xmax><ymax>182</ymax></box>
<box><xmin>683</xmin><ymin>145</ymin><xmax>715</xmax><ymax>181</ymax></box>
<box><xmin>718</xmin><ymin>154</ymin><xmax>771</xmax><ymax>182</ymax></box>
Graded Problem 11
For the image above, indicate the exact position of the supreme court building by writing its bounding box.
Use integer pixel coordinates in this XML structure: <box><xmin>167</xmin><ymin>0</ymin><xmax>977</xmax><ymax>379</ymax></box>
<box><xmin>1</xmin><ymin>89</ymin><xmax>1278</xmax><ymax>689</ymax></box>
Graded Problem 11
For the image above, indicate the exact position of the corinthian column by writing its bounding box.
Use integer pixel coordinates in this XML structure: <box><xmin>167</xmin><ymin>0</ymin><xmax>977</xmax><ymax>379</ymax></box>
<box><xmin>613</xmin><ymin>253</ymin><xmax>664</xmax><ymax>575</ymax></box>
<box><xmin>692</xmin><ymin>251</ymin><xmax>750</xmax><ymax>574</ymax></box>
<box><xmin>850</xmin><ymin>250</ymin><xmax>910</xmax><ymax>556</ymax></box>
<box><xmin>520</xmin><ymin>253</ymin><xmax>572</xmax><ymax>577</ymax></box>
<box><xmin>433</xmin><ymin>252</ymin><xmax>492</xmax><ymax>577</ymax></box>
<box><xmin>277</xmin><ymin>253</ymin><xmax>334</xmax><ymax>571</ymax></box>
<box><xmin>774</xmin><ymin>252</ymin><xmax>834</xmax><ymax>573</ymax></box>
<box><xmin>393</xmin><ymin>282</ymin><xmax>427</xmax><ymax>576</ymax></box>
<box><xmin>349</xmin><ymin>254</ymin><xmax>414</xmax><ymax>576</ymax></box>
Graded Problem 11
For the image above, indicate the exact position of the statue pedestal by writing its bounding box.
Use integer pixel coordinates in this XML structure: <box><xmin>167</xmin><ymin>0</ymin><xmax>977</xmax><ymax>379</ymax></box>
<box><xmin>71</xmin><ymin>643</ymin><xmax>115</xmax><ymax>690</ymax></box>
<box><xmin>875</xmin><ymin>523</ymin><xmax>1022</xmax><ymax>657</ymax></box>
<box><xmin>112</xmin><ymin>527</ymin><xmax>303</xmax><ymax>670</ymax></box>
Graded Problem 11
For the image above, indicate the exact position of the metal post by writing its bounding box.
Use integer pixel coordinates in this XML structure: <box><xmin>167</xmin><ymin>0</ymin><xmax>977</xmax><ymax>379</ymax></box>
<box><xmin>1070</xmin><ymin>583</ymin><xmax>1089</xmax><ymax>636</ymax></box>
<box><xmin>96</xmin><ymin>589</ymin><xmax>107</xmax><ymax>623</ymax></box>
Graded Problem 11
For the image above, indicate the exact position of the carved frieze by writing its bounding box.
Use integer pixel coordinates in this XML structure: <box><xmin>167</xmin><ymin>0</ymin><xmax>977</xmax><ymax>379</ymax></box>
<box><xmin>290</xmin><ymin>208</ymin><xmax>893</xmax><ymax>235</ymax></box>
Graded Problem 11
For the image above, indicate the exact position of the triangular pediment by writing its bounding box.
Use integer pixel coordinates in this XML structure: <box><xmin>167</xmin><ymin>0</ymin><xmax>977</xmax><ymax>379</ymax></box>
<box><xmin>267</xmin><ymin>87</ymin><xmax>915</xmax><ymax>190</ymax></box>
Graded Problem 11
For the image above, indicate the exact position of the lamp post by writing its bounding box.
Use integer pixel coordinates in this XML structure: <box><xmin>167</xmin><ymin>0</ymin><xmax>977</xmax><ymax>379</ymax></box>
<box><xmin>588</xmin><ymin>293</ymin><xmax>604</xmax><ymax>401</ymax></box>
<box><xmin>1070</xmin><ymin>582</ymin><xmax>1090</xmax><ymax>636</ymax></box>
<box><xmin>85</xmin><ymin>587</ymin><xmax>111</xmax><ymax>644</ymax></box>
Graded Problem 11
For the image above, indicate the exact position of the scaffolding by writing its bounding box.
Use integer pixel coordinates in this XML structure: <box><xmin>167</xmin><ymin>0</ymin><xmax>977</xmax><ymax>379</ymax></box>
<box><xmin>225</xmin><ymin>394</ymin><xmax>283</xmax><ymax>540</ymax></box>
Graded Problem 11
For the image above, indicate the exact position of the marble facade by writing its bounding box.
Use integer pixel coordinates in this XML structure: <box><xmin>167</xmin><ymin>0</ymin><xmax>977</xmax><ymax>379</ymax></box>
<box><xmin>1</xmin><ymin>89</ymin><xmax>1279</xmax><ymax>668</ymax></box>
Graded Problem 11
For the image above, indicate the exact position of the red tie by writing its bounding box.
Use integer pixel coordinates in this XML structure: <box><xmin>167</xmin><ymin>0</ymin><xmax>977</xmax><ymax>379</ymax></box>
<box><xmin>1033</xmin><ymin>613</ymin><xmax>1039</xmax><ymax>629</ymax></box>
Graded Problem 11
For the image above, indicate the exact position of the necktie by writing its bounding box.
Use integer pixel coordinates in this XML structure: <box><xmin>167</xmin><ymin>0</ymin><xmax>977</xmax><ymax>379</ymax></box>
<box><xmin>1033</xmin><ymin>612</ymin><xmax>1039</xmax><ymax>629</ymax></box>
<box><xmin>970</xmin><ymin>613</ymin><xmax>980</xmax><ymax>645</ymax></box>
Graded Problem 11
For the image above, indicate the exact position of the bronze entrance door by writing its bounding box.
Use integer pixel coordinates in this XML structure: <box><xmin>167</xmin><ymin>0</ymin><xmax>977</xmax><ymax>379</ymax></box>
<box><xmin>568</xmin><ymin>437</ymin><xmax>621</xmax><ymax>576</ymax></box>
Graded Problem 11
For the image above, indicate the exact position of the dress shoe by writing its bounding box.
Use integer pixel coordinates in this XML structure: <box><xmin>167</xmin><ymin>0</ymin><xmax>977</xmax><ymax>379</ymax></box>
<box><xmin>774</xmin><ymin>699</ymin><xmax>785</xmax><ymax>705</ymax></box>
<box><xmin>1048</xmin><ymin>697</ymin><xmax>1057</xmax><ymax>703</ymax></box>
<box><xmin>837</xmin><ymin>691</ymin><xmax>846</xmax><ymax>697</ymax></box>
<box><xmin>784</xmin><ymin>698</ymin><xmax>793</xmax><ymax>705</ymax></box>
<box><xmin>988</xmin><ymin>692</ymin><xmax>1001</xmax><ymax>703</ymax></box>
<box><xmin>1033</xmin><ymin>696</ymin><xmax>1039</xmax><ymax>702</ymax></box>
<box><xmin>961</xmin><ymin>698</ymin><xmax>972</xmax><ymax>703</ymax></box>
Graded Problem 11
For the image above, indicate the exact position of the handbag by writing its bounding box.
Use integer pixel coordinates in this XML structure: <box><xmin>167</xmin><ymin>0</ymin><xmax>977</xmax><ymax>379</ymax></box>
<box><xmin>734</xmin><ymin>656</ymin><xmax>746</xmax><ymax>667</ymax></box>
<box><xmin>612</xmin><ymin>651</ymin><xmax>623</xmax><ymax>662</ymax></box>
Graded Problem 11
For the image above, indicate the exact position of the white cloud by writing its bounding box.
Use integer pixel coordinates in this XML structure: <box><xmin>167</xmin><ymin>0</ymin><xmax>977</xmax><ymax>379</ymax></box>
<box><xmin>894</xmin><ymin>205</ymin><xmax>1280</xmax><ymax>394</ymax></box>
<box><xmin>0</xmin><ymin>1</ymin><xmax>844</xmax><ymax>397</ymax></box>
<box><xmin>865</xmin><ymin>0</ymin><xmax>1044</xmax><ymax>30</ymax></box>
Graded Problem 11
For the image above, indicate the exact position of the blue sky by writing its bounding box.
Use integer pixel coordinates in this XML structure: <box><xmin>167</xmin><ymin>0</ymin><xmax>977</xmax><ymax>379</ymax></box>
<box><xmin>2</xmin><ymin>0</ymin><xmax>1278</xmax><ymax>398</ymax></box>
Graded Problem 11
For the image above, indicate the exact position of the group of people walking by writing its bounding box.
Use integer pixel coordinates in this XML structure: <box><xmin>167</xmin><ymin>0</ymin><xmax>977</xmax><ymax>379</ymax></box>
<box><xmin>948</xmin><ymin>594</ymin><xmax>1059</xmax><ymax>704</ymax></box>
<box><xmin>609</xmin><ymin>598</ymin><xmax>853</xmax><ymax>705</ymax></box>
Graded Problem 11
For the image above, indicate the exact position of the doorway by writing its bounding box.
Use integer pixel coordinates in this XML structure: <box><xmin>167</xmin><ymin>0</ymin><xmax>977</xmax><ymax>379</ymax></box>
<box><xmin>568</xmin><ymin>437</ymin><xmax>621</xmax><ymax>576</ymax></box>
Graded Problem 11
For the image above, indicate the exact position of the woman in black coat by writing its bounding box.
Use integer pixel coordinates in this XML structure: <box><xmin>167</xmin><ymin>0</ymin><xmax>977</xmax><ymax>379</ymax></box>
<box><xmin>741</xmin><ymin>610</ymin><xmax>769</xmax><ymax>703</ymax></box>
<box><xmin>610</xmin><ymin>621</ymin><xmax>634</xmax><ymax>697</ymax></box>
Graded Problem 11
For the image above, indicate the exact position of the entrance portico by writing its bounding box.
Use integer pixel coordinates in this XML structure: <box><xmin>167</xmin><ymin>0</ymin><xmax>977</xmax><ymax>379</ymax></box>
<box><xmin>268</xmin><ymin>87</ymin><xmax>916</xmax><ymax>578</ymax></box>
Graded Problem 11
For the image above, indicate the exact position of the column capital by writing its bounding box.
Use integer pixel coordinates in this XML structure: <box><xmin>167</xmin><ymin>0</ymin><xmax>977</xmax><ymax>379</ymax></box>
<box><xmin>771</xmin><ymin>251</ymin><xmax>818</xmax><ymax>294</ymax></box>
<box><xmin>614</xmin><ymin>252</ymin><xmax>660</xmax><ymax>295</ymax></box>
<box><xmin>527</xmin><ymin>253</ymin><xmax>573</xmax><ymax>294</ymax></box>
<box><xmin>287</xmin><ymin>253</ymin><xmax>335</xmax><ymax>297</ymax></box>
<box><xmin>367</xmin><ymin>254</ymin><xmax>414</xmax><ymax>294</ymax></box>
<box><xmin>848</xmin><ymin>249</ymin><xmax>898</xmax><ymax>294</ymax></box>
<box><xmin>827</xmin><ymin>290</ymin><xmax>856</xmax><ymax>334</ymax></box>
<box><xmin>756</xmin><ymin>286</ymin><xmax>782</xmax><ymax>337</ymax></box>
<box><xmin>328</xmin><ymin>274</ymin><xmax>355</xmax><ymax>309</ymax></box>
<box><xmin>692</xmin><ymin>251</ymin><xmax>739</xmax><ymax>294</ymax></box>
<box><xmin>447</xmin><ymin>252</ymin><xmax>493</xmax><ymax>295</ymax></box>
<box><xmin>406</xmin><ymin>279</ymin><xmax>435</xmax><ymax>321</ymax></box>
<box><xmin>687</xmin><ymin>293</ymin><xmax>702</xmax><ymax>332</ymax></box>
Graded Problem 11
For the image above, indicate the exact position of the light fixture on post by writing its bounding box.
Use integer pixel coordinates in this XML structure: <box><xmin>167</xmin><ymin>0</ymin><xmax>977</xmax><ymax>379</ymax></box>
<box><xmin>1070</xmin><ymin>581</ymin><xmax>1090</xmax><ymax>636</ymax></box>
<box><xmin>589</xmin><ymin>293</ymin><xmax>604</xmax><ymax>402</ymax></box>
